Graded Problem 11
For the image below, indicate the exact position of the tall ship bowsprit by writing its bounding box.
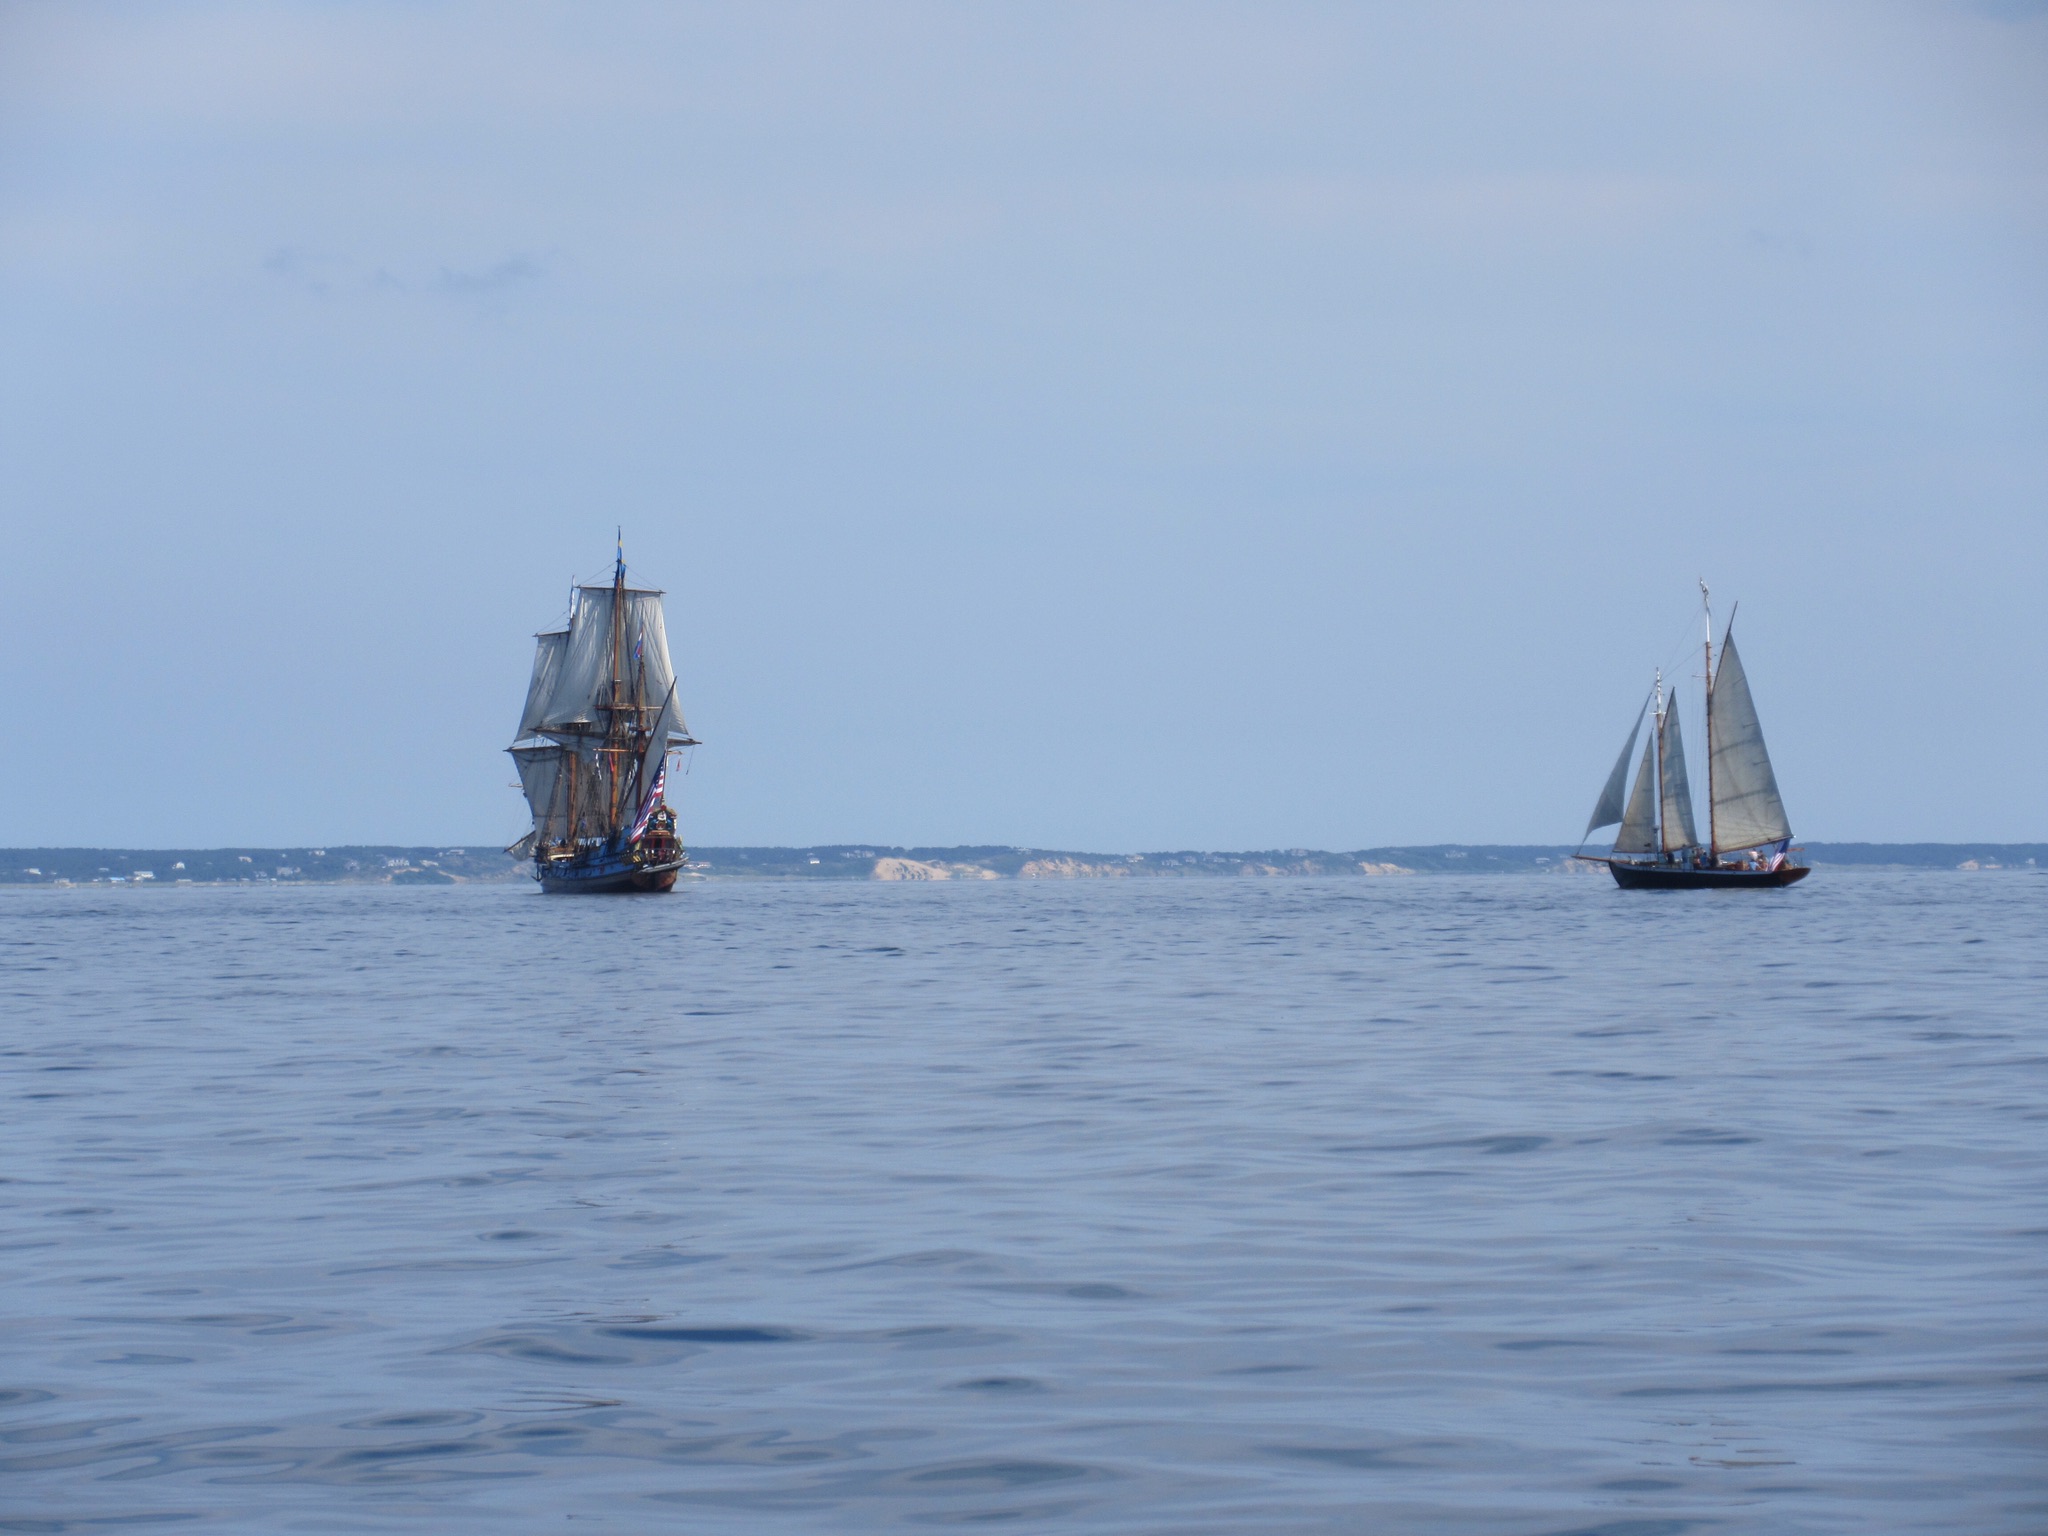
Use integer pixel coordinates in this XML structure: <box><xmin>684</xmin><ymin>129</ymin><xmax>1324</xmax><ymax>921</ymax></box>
<box><xmin>1578</xmin><ymin>584</ymin><xmax>1809</xmax><ymax>890</ymax></box>
<box><xmin>506</xmin><ymin>543</ymin><xmax>699</xmax><ymax>893</ymax></box>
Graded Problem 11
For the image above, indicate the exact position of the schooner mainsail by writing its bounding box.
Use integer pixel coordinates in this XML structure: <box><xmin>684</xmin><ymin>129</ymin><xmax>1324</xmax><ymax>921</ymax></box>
<box><xmin>507</xmin><ymin>542</ymin><xmax>698</xmax><ymax>893</ymax></box>
<box><xmin>1579</xmin><ymin>584</ymin><xmax>1807</xmax><ymax>889</ymax></box>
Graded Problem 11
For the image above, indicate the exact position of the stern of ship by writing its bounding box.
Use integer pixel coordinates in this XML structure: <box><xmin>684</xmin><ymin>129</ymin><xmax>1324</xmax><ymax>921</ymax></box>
<box><xmin>536</xmin><ymin>808</ymin><xmax>688</xmax><ymax>894</ymax></box>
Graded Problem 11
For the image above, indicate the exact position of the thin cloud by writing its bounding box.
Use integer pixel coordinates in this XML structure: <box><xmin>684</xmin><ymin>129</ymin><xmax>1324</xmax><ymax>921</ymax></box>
<box><xmin>262</xmin><ymin>248</ymin><xmax>546</xmax><ymax>301</ymax></box>
<box><xmin>432</xmin><ymin>256</ymin><xmax>544</xmax><ymax>296</ymax></box>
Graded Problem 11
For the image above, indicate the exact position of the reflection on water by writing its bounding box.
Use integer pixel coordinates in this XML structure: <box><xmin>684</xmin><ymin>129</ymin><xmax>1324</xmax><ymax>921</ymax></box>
<box><xmin>2</xmin><ymin>875</ymin><xmax>2042</xmax><ymax>1532</ymax></box>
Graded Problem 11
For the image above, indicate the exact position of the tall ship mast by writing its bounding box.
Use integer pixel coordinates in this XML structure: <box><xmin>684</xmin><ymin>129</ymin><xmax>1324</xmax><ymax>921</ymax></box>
<box><xmin>1578</xmin><ymin>584</ymin><xmax>1808</xmax><ymax>890</ymax></box>
<box><xmin>505</xmin><ymin>539</ymin><xmax>699</xmax><ymax>893</ymax></box>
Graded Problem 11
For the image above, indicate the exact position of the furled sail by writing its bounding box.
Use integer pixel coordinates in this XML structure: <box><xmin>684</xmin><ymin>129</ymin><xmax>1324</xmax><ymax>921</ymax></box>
<box><xmin>1585</xmin><ymin>695</ymin><xmax>1650</xmax><ymax>836</ymax></box>
<box><xmin>537</xmin><ymin>586</ymin><xmax>677</xmax><ymax>734</ymax></box>
<box><xmin>1709</xmin><ymin>629</ymin><xmax>1791</xmax><ymax>850</ymax></box>
<box><xmin>1613</xmin><ymin>740</ymin><xmax>1659</xmax><ymax>855</ymax></box>
<box><xmin>1658</xmin><ymin>692</ymin><xmax>1700</xmax><ymax>851</ymax></box>
<box><xmin>517</xmin><ymin>631</ymin><xmax>568</xmax><ymax>739</ymax></box>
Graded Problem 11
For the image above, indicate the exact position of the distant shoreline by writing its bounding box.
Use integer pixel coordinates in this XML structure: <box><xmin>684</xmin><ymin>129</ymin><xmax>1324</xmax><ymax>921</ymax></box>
<box><xmin>1</xmin><ymin>843</ymin><xmax>2040</xmax><ymax>886</ymax></box>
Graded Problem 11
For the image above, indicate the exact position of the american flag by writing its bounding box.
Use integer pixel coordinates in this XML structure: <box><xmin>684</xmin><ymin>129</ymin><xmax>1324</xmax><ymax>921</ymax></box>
<box><xmin>628</xmin><ymin>762</ymin><xmax>666</xmax><ymax>842</ymax></box>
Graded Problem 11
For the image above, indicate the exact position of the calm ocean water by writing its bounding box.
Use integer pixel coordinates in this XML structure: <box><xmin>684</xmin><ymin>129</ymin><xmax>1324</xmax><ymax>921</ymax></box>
<box><xmin>2</xmin><ymin>874</ymin><xmax>2042</xmax><ymax>1534</ymax></box>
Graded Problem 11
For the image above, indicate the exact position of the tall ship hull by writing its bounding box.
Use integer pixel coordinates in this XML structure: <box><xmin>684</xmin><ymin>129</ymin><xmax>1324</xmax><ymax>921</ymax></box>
<box><xmin>536</xmin><ymin>844</ymin><xmax>687</xmax><ymax>894</ymax></box>
<box><xmin>1576</xmin><ymin>584</ymin><xmax>1807</xmax><ymax>892</ymax></box>
<box><xmin>505</xmin><ymin>541</ymin><xmax>699</xmax><ymax>894</ymax></box>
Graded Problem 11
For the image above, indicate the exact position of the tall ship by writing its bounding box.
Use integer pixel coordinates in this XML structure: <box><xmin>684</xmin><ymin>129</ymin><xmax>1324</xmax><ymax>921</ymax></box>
<box><xmin>1579</xmin><ymin>585</ymin><xmax>1808</xmax><ymax>890</ymax></box>
<box><xmin>506</xmin><ymin>543</ymin><xmax>698</xmax><ymax>893</ymax></box>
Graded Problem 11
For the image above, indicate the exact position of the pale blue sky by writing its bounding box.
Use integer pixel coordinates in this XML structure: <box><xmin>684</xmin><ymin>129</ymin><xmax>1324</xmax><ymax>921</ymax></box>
<box><xmin>2</xmin><ymin>2</ymin><xmax>2042</xmax><ymax>848</ymax></box>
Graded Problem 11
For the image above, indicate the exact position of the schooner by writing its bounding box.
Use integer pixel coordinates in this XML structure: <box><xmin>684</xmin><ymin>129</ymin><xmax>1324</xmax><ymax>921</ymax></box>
<box><xmin>506</xmin><ymin>542</ymin><xmax>698</xmax><ymax>893</ymax></box>
<box><xmin>1579</xmin><ymin>584</ymin><xmax>1808</xmax><ymax>889</ymax></box>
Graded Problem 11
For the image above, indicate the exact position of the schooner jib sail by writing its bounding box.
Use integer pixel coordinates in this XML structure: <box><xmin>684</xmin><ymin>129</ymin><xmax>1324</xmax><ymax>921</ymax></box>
<box><xmin>1580</xmin><ymin>585</ymin><xmax>1806</xmax><ymax>889</ymax></box>
<box><xmin>507</xmin><ymin>543</ymin><xmax>698</xmax><ymax>893</ymax></box>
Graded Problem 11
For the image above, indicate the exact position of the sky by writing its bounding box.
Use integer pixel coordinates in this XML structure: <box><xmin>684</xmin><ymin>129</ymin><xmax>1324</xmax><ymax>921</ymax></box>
<box><xmin>1</xmin><ymin>1</ymin><xmax>2043</xmax><ymax>850</ymax></box>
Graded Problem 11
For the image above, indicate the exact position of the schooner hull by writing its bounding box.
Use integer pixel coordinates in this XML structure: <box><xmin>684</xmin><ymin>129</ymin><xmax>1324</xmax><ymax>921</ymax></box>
<box><xmin>1606</xmin><ymin>862</ymin><xmax>1809</xmax><ymax>890</ymax></box>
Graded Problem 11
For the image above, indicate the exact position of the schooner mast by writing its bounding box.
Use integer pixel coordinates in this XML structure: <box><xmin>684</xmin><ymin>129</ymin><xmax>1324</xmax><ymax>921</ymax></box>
<box><xmin>1703</xmin><ymin>580</ymin><xmax>1715</xmax><ymax>860</ymax></box>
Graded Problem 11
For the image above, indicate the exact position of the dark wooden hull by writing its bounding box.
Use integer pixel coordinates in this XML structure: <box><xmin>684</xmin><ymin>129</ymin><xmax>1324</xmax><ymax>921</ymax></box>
<box><xmin>1607</xmin><ymin>861</ymin><xmax>1809</xmax><ymax>890</ymax></box>
<box><xmin>536</xmin><ymin>856</ymin><xmax>685</xmax><ymax>894</ymax></box>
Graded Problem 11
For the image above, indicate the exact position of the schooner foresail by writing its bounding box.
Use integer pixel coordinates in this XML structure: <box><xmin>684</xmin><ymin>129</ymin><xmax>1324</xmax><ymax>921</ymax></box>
<box><xmin>1577</xmin><ymin>585</ymin><xmax>1807</xmax><ymax>889</ymax></box>
<box><xmin>506</xmin><ymin>544</ymin><xmax>698</xmax><ymax>893</ymax></box>
<box><xmin>1584</xmin><ymin>693</ymin><xmax>1648</xmax><ymax>843</ymax></box>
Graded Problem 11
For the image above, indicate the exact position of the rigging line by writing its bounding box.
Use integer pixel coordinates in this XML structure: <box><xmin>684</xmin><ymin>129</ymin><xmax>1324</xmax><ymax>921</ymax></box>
<box><xmin>1654</xmin><ymin>607</ymin><xmax>1703</xmax><ymax>685</ymax></box>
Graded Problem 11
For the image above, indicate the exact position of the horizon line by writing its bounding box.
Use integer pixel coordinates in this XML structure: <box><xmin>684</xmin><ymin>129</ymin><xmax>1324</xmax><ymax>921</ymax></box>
<box><xmin>5</xmin><ymin>839</ymin><xmax>2044</xmax><ymax>855</ymax></box>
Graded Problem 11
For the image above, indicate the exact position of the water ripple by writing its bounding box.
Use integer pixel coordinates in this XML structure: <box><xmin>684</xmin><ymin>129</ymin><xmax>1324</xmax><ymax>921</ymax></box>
<box><xmin>2</xmin><ymin>874</ymin><xmax>2043</xmax><ymax>1532</ymax></box>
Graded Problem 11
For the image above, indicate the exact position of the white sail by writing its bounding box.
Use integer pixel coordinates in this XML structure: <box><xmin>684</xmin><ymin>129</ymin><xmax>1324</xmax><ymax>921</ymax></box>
<box><xmin>516</xmin><ymin>631</ymin><xmax>568</xmax><ymax>739</ymax></box>
<box><xmin>624</xmin><ymin>593</ymin><xmax>677</xmax><ymax>728</ymax></box>
<box><xmin>537</xmin><ymin>587</ymin><xmax>612</xmax><ymax>731</ymax></box>
<box><xmin>1585</xmin><ymin>695</ymin><xmax>1649</xmax><ymax>836</ymax></box>
<box><xmin>538</xmin><ymin>585</ymin><xmax>676</xmax><ymax>734</ymax></box>
<box><xmin>1613</xmin><ymin>739</ymin><xmax>1659</xmax><ymax>854</ymax></box>
<box><xmin>510</xmin><ymin>556</ymin><xmax>692</xmax><ymax>859</ymax></box>
<box><xmin>1659</xmin><ymin>692</ymin><xmax>1700</xmax><ymax>851</ymax></box>
<box><xmin>510</xmin><ymin>736</ymin><xmax>629</xmax><ymax>844</ymax></box>
<box><xmin>1709</xmin><ymin>629</ymin><xmax>1791</xmax><ymax>850</ymax></box>
<box><xmin>633</xmin><ymin>684</ymin><xmax>684</xmax><ymax>813</ymax></box>
<box><xmin>509</xmin><ymin>742</ymin><xmax>570</xmax><ymax>843</ymax></box>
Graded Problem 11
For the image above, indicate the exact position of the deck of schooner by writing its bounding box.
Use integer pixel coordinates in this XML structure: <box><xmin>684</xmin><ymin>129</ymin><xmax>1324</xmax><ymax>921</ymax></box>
<box><xmin>1579</xmin><ymin>585</ymin><xmax>1807</xmax><ymax>890</ymax></box>
<box><xmin>506</xmin><ymin>544</ymin><xmax>698</xmax><ymax>893</ymax></box>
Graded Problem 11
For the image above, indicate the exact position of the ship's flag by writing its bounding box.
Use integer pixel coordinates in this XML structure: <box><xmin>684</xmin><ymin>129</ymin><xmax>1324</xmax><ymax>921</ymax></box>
<box><xmin>628</xmin><ymin>762</ymin><xmax>667</xmax><ymax>843</ymax></box>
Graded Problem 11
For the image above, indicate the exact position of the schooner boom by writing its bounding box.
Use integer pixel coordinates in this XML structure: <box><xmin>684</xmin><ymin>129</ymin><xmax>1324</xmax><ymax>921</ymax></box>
<box><xmin>507</xmin><ymin>543</ymin><xmax>698</xmax><ymax>893</ymax></box>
